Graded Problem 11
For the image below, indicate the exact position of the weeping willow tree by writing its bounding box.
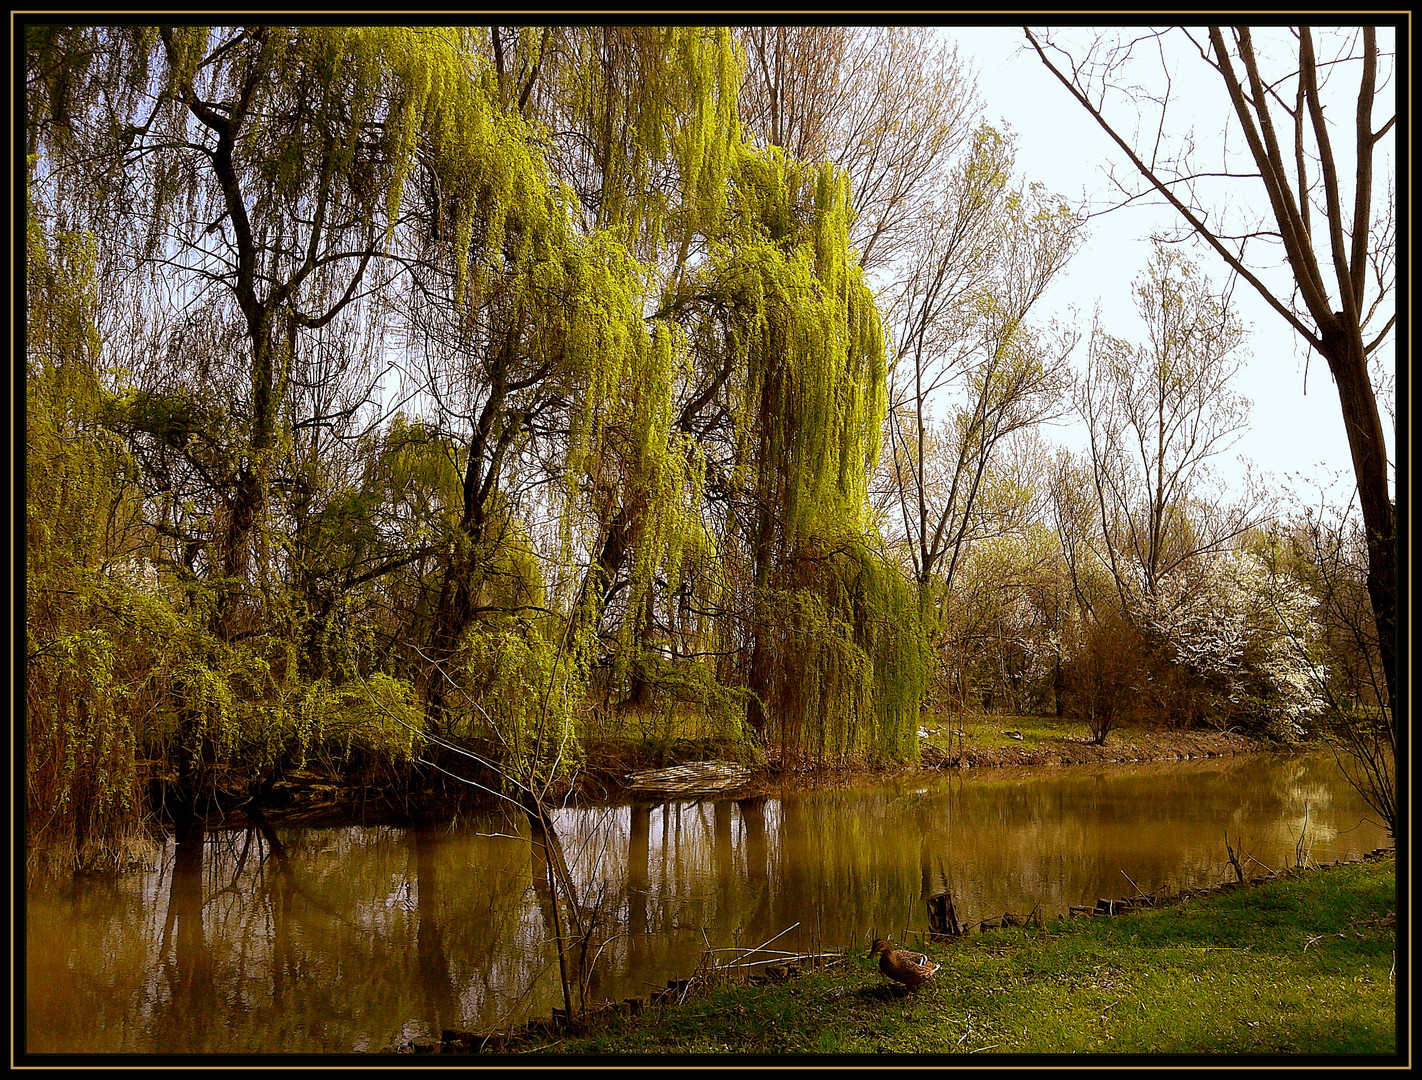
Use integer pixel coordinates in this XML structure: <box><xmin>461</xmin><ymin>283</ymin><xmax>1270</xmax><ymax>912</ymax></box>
<box><xmin>25</xmin><ymin>206</ymin><xmax>428</xmax><ymax>867</ymax></box>
<box><xmin>27</xmin><ymin>23</ymin><xmax>932</xmax><ymax>844</ymax></box>
<box><xmin>393</xmin><ymin>27</ymin><xmax>753</xmax><ymax>754</ymax></box>
<box><xmin>404</xmin><ymin>29</ymin><xmax>927</xmax><ymax>765</ymax></box>
<box><xmin>25</xmin><ymin>26</ymin><xmax>528</xmax><ymax>822</ymax></box>
<box><xmin>25</xmin><ymin>207</ymin><xmax>158</xmax><ymax>867</ymax></box>
<box><xmin>487</xmin><ymin>26</ymin><xmax>741</xmax><ymax>252</ymax></box>
<box><xmin>668</xmin><ymin>147</ymin><xmax>930</xmax><ymax>765</ymax></box>
<box><xmin>403</xmin><ymin>27</ymin><xmax>748</xmax><ymax>775</ymax></box>
<box><xmin>31</xmin><ymin>27</ymin><xmax>508</xmax><ymax>618</ymax></box>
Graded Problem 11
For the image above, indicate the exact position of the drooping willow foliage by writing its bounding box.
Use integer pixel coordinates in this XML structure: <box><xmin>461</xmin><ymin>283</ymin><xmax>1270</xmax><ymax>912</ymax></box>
<box><xmin>26</xmin><ymin>210</ymin><xmax>149</xmax><ymax>867</ymax></box>
<box><xmin>522</xmin><ymin>25</ymin><xmax>743</xmax><ymax>251</ymax></box>
<box><xmin>25</xmin><ymin>23</ymin><xmax>931</xmax><ymax>865</ymax></box>
<box><xmin>749</xmin><ymin>544</ymin><xmax>928</xmax><ymax>766</ymax></box>
<box><xmin>668</xmin><ymin>147</ymin><xmax>929</xmax><ymax>764</ymax></box>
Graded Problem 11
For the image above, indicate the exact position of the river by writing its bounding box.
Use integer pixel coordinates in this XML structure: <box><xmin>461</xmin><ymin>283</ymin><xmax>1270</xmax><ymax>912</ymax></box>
<box><xmin>24</xmin><ymin>750</ymin><xmax>1390</xmax><ymax>1054</ymax></box>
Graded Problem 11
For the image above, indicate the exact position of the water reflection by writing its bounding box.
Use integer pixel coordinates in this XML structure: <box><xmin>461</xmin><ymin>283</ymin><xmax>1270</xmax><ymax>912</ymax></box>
<box><xmin>157</xmin><ymin>819</ymin><xmax>213</xmax><ymax>1045</ymax></box>
<box><xmin>410</xmin><ymin>828</ymin><xmax>459</xmax><ymax>1037</ymax></box>
<box><xmin>25</xmin><ymin>752</ymin><xmax>1389</xmax><ymax>1054</ymax></box>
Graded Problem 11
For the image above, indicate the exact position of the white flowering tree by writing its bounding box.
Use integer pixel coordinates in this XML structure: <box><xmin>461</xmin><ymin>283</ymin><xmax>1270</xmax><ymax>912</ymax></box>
<box><xmin>1136</xmin><ymin>550</ymin><xmax>1325</xmax><ymax>740</ymax></box>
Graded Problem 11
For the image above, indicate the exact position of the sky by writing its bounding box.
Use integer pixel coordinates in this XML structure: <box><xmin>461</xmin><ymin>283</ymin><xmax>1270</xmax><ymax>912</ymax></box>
<box><xmin>936</xmin><ymin>25</ymin><xmax>1397</xmax><ymax>513</ymax></box>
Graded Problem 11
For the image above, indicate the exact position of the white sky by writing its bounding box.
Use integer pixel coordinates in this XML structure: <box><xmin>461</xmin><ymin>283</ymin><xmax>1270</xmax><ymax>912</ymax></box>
<box><xmin>938</xmin><ymin>25</ymin><xmax>1396</xmax><ymax>513</ymax></box>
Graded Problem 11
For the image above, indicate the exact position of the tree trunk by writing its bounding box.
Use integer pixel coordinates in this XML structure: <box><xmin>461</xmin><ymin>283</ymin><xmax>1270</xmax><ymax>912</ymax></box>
<box><xmin>745</xmin><ymin>497</ymin><xmax>776</xmax><ymax>739</ymax></box>
<box><xmin>1322</xmin><ymin>321</ymin><xmax>1396</xmax><ymax>722</ymax></box>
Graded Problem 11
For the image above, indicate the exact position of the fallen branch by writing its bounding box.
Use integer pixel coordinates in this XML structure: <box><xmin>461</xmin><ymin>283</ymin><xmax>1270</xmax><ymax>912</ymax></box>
<box><xmin>1120</xmin><ymin>868</ymin><xmax>1146</xmax><ymax>898</ymax></box>
<box><xmin>708</xmin><ymin>921</ymin><xmax>801</xmax><ymax>964</ymax></box>
<box><xmin>711</xmin><ymin>951</ymin><xmax>843</xmax><ymax>970</ymax></box>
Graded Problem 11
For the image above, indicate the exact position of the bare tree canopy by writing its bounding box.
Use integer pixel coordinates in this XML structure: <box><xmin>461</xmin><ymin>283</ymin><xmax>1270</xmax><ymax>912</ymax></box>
<box><xmin>1024</xmin><ymin>24</ymin><xmax>1397</xmax><ymax>721</ymax></box>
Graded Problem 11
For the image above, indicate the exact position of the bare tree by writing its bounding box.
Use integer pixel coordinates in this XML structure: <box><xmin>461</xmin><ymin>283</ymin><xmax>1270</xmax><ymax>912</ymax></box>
<box><xmin>1025</xmin><ymin>24</ymin><xmax>1397</xmax><ymax>720</ymax></box>
<box><xmin>1077</xmin><ymin>243</ymin><xmax>1261</xmax><ymax>605</ymax></box>
<box><xmin>737</xmin><ymin>26</ymin><xmax>980</xmax><ymax>271</ymax></box>
<box><xmin>1283</xmin><ymin>504</ymin><xmax>1394</xmax><ymax>834</ymax></box>
<box><xmin>880</xmin><ymin>125</ymin><xmax>1082</xmax><ymax>602</ymax></box>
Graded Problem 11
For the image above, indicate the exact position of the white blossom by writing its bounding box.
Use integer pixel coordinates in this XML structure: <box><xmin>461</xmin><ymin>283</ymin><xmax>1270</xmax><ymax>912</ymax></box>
<box><xmin>1135</xmin><ymin>550</ymin><xmax>1324</xmax><ymax>739</ymax></box>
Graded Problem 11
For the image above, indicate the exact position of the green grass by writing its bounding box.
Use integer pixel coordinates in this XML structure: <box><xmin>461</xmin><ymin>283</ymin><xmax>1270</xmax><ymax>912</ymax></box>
<box><xmin>578</xmin><ymin>707</ymin><xmax>1237</xmax><ymax>772</ymax></box>
<box><xmin>917</xmin><ymin>712</ymin><xmax>1092</xmax><ymax>753</ymax></box>
<box><xmin>529</xmin><ymin>854</ymin><xmax>1397</xmax><ymax>1058</ymax></box>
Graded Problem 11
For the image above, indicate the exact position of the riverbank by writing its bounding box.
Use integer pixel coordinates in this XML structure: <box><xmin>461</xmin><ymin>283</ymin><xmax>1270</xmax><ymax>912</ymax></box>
<box><xmin>426</xmin><ymin>849</ymin><xmax>1396</xmax><ymax>1058</ymax></box>
<box><xmin>215</xmin><ymin>717</ymin><xmax>1276</xmax><ymax>828</ymax></box>
<box><xmin>915</xmin><ymin>716</ymin><xmax>1265</xmax><ymax>770</ymax></box>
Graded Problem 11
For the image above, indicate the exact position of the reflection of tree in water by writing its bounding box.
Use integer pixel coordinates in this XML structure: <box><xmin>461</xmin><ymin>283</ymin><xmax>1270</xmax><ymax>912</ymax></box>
<box><xmin>734</xmin><ymin>797</ymin><xmax>775</xmax><ymax>952</ymax></box>
<box><xmin>552</xmin><ymin>798</ymin><xmax>781</xmax><ymax>982</ymax></box>
<box><xmin>410</xmin><ymin>828</ymin><xmax>459</xmax><ymax>1035</ymax></box>
<box><xmin>714</xmin><ymin>800</ymin><xmax>733</xmax><ymax>882</ymax></box>
<box><xmin>256</xmin><ymin>821</ymin><xmax>299</xmax><ymax>1010</ymax></box>
<box><xmin>626</xmin><ymin>802</ymin><xmax>652</xmax><ymax>983</ymax></box>
<box><xmin>917</xmin><ymin>773</ymin><xmax>960</xmax><ymax>916</ymax></box>
<box><xmin>738</xmin><ymin>797</ymin><xmax>769</xmax><ymax>883</ymax></box>
<box><xmin>157</xmin><ymin>818</ymin><xmax>213</xmax><ymax>1025</ymax></box>
<box><xmin>144</xmin><ymin>818</ymin><xmax>484</xmax><ymax>1050</ymax></box>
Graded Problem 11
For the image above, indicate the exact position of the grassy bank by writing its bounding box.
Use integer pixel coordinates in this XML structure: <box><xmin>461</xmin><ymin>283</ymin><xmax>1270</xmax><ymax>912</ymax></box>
<box><xmin>914</xmin><ymin>713</ymin><xmax>1265</xmax><ymax>769</ymax></box>
<box><xmin>511</xmin><ymin>852</ymin><xmax>1397</xmax><ymax>1058</ymax></box>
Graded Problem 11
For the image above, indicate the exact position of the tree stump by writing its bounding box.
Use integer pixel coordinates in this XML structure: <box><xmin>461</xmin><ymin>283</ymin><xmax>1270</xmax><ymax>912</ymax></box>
<box><xmin>927</xmin><ymin>890</ymin><xmax>964</xmax><ymax>937</ymax></box>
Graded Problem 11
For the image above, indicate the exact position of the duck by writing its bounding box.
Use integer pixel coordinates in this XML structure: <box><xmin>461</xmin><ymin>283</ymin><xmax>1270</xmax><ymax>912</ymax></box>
<box><xmin>870</xmin><ymin>938</ymin><xmax>939</xmax><ymax>992</ymax></box>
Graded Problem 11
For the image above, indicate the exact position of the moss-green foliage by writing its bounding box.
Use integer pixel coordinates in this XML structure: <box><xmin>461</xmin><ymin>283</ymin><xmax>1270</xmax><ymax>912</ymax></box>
<box><xmin>297</xmin><ymin>673</ymin><xmax>425</xmax><ymax>767</ymax></box>
<box><xmin>26</xmin><ymin>210</ymin><xmax>159</xmax><ymax>867</ymax></box>
<box><xmin>532</xmin><ymin>26</ymin><xmax>741</xmax><ymax>250</ymax></box>
<box><xmin>453</xmin><ymin>617</ymin><xmax>586</xmax><ymax>788</ymax></box>
<box><xmin>288</xmin><ymin>413</ymin><xmax>467</xmax><ymax>682</ymax></box>
<box><xmin>757</xmin><ymin>544</ymin><xmax>928</xmax><ymax>766</ymax></box>
<box><xmin>25</xmin><ymin>208</ymin><xmax>429</xmax><ymax>865</ymax></box>
<box><xmin>713</xmin><ymin>147</ymin><xmax>887</xmax><ymax>538</ymax></box>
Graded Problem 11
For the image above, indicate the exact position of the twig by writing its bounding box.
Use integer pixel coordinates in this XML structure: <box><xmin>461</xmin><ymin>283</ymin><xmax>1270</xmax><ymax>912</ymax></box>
<box><xmin>1191</xmin><ymin>945</ymin><xmax>1253</xmax><ymax>952</ymax></box>
<box><xmin>1295</xmin><ymin>803</ymin><xmax>1314</xmax><ymax>868</ymax></box>
<box><xmin>704</xmin><ymin>946</ymin><xmax>810</xmax><ymax>958</ymax></box>
<box><xmin>1245</xmin><ymin>852</ymin><xmax>1275</xmax><ymax>876</ymax></box>
<box><xmin>1224</xmin><ymin>832</ymin><xmax>1246</xmax><ymax>884</ymax></box>
<box><xmin>713</xmin><ymin>922</ymin><xmax>801</xmax><ymax>964</ymax></box>
<box><xmin>712</xmin><ymin>951</ymin><xmax>842</xmax><ymax>970</ymax></box>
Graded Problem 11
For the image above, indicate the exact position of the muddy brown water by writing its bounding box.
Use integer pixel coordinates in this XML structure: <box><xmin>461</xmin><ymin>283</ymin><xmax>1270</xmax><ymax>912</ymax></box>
<box><xmin>24</xmin><ymin>750</ymin><xmax>1390</xmax><ymax>1053</ymax></box>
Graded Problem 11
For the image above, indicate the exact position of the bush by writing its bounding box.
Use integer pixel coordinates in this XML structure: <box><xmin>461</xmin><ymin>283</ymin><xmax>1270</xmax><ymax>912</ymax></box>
<box><xmin>1060</xmin><ymin>607</ymin><xmax>1147</xmax><ymax>744</ymax></box>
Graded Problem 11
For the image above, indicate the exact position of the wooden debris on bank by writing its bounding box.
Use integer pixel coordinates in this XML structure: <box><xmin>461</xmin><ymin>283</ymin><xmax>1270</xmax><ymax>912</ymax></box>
<box><xmin>625</xmin><ymin>760</ymin><xmax>753</xmax><ymax>797</ymax></box>
<box><xmin>926</xmin><ymin>891</ymin><xmax>965</xmax><ymax>938</ymax></box>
